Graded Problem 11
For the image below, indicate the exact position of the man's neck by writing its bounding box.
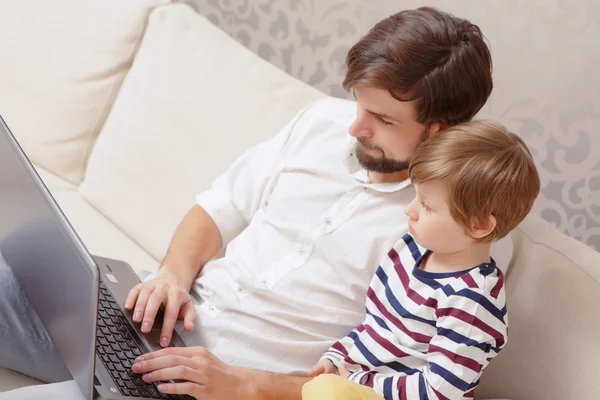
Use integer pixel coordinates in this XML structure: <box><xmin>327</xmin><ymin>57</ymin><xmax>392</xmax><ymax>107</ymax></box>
<box><xmin>423</xmin><ymin>242</ymin><xmax>493</xmax><ymax>274</ymax></box>
<box><xmin>368</xmin><ymin>170</ymin><xmax>409</xmax><ymax>184</ymax></box>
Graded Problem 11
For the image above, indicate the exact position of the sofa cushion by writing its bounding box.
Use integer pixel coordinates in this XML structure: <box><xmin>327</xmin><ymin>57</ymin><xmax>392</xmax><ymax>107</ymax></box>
<box><xmin>50</xmin><ymin>189</ymin><xmax>159</xmax><ymax>274</ymax></box>
<box><xmin>477</xmin><ymin>214</ymin><xmax>600</xmax><ymax>400</ymax></box>
<box><xmin>0</xmin><ymin>0</ymin><xmax>171</xmax><ymax>184</ymax></box>
<box><xmin>79</xmin><ymin>4</ymin><xmax>326</xmax><ymax>260</ymax></box>
<box><xmin>33</xmin><ymin>165</ymin><xmax>77</xmax><ymax>193</ymax></box>
<box><xmin>0</xmin><ymin>367</ymin><xmax>41</xmax><ymax>394</ymax></box>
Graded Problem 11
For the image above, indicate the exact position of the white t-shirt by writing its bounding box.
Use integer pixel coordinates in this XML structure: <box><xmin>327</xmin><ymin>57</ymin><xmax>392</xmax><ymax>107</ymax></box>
<box><xmin>178</xmin><ymin>97</ymin><xmax>512</xmax><ymax>375</ymax></box>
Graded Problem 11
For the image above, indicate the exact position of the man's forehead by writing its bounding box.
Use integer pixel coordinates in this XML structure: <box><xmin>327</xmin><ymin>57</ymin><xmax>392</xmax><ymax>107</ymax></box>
<box><xmin>353</xmin><ymin>86</ymin><xmax>417</xmax><ymax>120</ymax></box>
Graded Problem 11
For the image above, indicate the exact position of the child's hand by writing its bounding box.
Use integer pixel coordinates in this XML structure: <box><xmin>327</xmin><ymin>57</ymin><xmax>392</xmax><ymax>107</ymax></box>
<box><xmin>338</xmin><ymin>364</ymin><xmax>351</xmax><ymax>378</ymax></box>
<box><xmin>308</xmin><ymin>359</ymin><xmax>337</xmax><ymax>377</ymax></box>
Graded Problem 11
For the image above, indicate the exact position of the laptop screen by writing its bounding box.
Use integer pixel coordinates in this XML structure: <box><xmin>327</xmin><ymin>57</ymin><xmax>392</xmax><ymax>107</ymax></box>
<box><xmin>0</xmin><ymin>116</ymin><xmax>98</xmax><ymax>400</ymax></box>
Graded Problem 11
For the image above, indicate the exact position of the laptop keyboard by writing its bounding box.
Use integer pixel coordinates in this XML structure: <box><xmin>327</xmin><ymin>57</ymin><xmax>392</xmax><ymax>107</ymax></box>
<box><xmin>96</xmin><ymin>280</ymin><xmax>186</xmax><ymax>399</ymax></box>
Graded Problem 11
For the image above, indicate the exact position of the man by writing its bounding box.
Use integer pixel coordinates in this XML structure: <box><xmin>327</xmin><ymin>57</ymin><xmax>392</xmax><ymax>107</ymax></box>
<box><xmin>0</xmin><ymin>6</ymin><xmax>501</xmax><ymax>399</ymax></box>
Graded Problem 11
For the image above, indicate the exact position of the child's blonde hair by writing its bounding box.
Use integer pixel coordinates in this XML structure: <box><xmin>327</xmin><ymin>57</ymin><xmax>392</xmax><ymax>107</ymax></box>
<box><xmin>409</xmin><ymin>120</ymin><xmax>540</xmax><ymax>241</ymax></box>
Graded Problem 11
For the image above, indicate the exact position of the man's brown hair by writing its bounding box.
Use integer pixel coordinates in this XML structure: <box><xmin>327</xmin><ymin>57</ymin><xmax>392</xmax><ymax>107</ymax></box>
<box><xmin>344</xmin><ymin>7</ymin><xmax>493</xmax><ymax>126</ymax></box>
<box><xmin>408</xmin><ymin>121</ymin><xmax>541</xmax><ymax>241</ymax></box>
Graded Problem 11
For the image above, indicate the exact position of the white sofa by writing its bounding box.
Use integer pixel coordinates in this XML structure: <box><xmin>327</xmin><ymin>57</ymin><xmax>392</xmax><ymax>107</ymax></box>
<box><xmin>1</xmin><ymin>2</ymin><xmax>599</xmax><ymax>399</ymax></box>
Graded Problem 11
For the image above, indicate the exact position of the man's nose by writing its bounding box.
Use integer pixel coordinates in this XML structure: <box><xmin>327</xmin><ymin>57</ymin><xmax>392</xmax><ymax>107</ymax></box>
<box><xmin>348</xmin><ymin>117</ymin><xmax>374</xmax><ymax>139</ymax></box>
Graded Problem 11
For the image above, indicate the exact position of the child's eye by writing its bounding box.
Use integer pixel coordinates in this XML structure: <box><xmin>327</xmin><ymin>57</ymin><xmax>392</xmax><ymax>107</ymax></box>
<box><xmin>420</xmin><ymin>200</ymin><xmax>431</xmax><ymax>211</ymax></box>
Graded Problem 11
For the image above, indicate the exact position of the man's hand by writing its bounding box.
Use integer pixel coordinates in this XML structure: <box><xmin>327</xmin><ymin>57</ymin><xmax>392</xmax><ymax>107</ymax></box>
<box><xmin>125</xmin><ymin>269</ymin><xmax>196</xmax><ymax>347</ymax></box>
<box><xmin>308</xmin><ymin>358</ymin><xmax>337</xmax><ymax>377</ymax></box>
<box><xmin>132</xmin><ymin>346</ymin><xmax>255</xmax><ymax>400</ymax></box>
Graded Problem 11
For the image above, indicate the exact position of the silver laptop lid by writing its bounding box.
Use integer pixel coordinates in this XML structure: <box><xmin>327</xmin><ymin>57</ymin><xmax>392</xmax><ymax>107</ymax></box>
<box><xmin>0</xmin><ymin>115</ymin><xmax>98</xmax><ymax>399</ymax></box>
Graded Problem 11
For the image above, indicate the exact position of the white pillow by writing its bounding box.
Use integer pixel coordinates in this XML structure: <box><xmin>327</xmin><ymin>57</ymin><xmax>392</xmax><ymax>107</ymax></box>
<box><xmin>79</xmin><ymin>4</ymin><xmax>326</xmax><ymax>261</ymax></box>
<box><xmin>0</xmin><ymin>0</ymin><xmax>170</xmax><ymax>183</ymax></box>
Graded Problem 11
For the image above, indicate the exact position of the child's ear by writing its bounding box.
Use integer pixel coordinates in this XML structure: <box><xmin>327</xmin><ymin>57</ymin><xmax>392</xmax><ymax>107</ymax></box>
<box><xmin>470</xmin><ymin>215</ymin><xmax>497</xmax><ymax>239</ymax></box>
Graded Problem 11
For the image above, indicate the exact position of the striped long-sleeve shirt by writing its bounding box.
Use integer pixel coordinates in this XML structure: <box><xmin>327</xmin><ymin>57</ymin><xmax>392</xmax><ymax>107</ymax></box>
<box><xmin>323</xmin><ymin>234</ymin><xmax>508</xmax><ymax>400</ymax></box>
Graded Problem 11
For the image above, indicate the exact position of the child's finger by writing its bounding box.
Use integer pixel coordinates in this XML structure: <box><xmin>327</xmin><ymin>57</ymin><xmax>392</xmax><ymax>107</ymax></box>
<box><xmin>309</xmin><ymin>364</ymin><xmax>324</xmax><ymax>377</ymax></box>
<box><xmin>338</xmin><ymin>364</ymin><xmax>350</xmax><ymax>378</ymax></box>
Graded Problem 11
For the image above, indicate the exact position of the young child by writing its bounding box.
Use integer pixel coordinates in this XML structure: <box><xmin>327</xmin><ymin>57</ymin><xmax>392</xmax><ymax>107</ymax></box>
<box><xmin>302</xmin><ymin>121</ymin><xmax>540</xmax><ymax>400</ymax></box>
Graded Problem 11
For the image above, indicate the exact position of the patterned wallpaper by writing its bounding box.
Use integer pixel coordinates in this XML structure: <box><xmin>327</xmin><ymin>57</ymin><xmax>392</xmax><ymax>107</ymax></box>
<box><xmin>183</xmin><ymin>0</ymin><xmax>600</xmax><ymax>250</ymax></box>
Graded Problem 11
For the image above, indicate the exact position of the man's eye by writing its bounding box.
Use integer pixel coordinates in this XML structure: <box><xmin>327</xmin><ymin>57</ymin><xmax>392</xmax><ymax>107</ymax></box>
<box><xmin>379</xmin><ymin>116</ymin><xmax>393</xmax><ymax>126</ymax></box>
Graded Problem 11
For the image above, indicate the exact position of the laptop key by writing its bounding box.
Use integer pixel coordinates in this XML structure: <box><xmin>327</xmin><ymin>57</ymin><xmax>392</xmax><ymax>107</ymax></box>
<box><xmin>121</xmin><ymin>388</ymin><xmax>130</xmax><ymax>396</ymax></box>
<box><xmin>137</xmin><ymin>386</ymin><xmax>150</xmax><ymax>398</ymax></box>
<box><xmin>115</xmin><ymin>364</ymin><xmax>125</xmax><ymax>372</ymax></box>
<box><xmin>98</xmin><ymin>337</ymin><xmax>109</xmax><ymax>346</ymax></box>
<box><xmin>132</xmin><ymin>376</ymin><xmax>144</xmax><ymax>386</ymax></box>
<box><xmin>109</xmin><ymin>355</ymin><xmax>120</xmax><ymax>364</ymax></box>
<box><xmin>109</xmin><ymin>326</ymin><xmax>120</xmax><ymax>335</ymax></box>
<box><xmin>122</xmin><ymin>360</ymin><xmax>132</xmax><ymax>369</ymax></box>
<box><xmin>119</xmin><ymin>371</ymin><xmax>130</xmax><ymax>381</ymax></box>
<box><xmin>101</xmin><ymin>355</ymin><xmax>111</xmax><ymax>363</ymax></box>
<box><xmin>125</xmin><ymin>381</ymin><xmax>136</xmax><ymax>391</ymax></box>
<box><xmin>103</xmin><ymin>345</ymin><xmax>115</xmax><ymax>355</ymax></box>
<box><xmin>147</xmin><ymin>385</ymin><xmax>162</xmax><ymax>398</ymax></box>
<box><xmin>111</xmin><ymin>343</ymin><xmax>121</xmax><ymax>352</ymax></box>
<box><xmin>132</xmin><ymin>348</ymin><xmax>142</xmax><ymax>357</ymax></box>
<box><xmin>115</xmin><ymin>379</ymin><xmax>126</xmax><ymax>388</ymax></box>
<box><xmin>125</xmin><ymin>351</ymin><xmax>135</xmax><ymax>360</ymax></box>
<box><xmin>111</xmin><ymin>370</ymin><xmax>121</xmax><ymax>379</ymax></box>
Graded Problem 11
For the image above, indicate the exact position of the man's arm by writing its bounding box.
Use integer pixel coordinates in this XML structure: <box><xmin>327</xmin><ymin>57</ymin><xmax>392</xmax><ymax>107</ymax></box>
<box><xmin>158</xmin><ymin>204</ymin><xmax>222</xmax><ymax>291</ymax></box>
<box><xmin>246</xmin><ymin>370</ymin><xmax>311</xmax><ymax>400</ymax></box>
<box><xmin>125</xmin><ymin>205</ymin><xmax>222</xmax><ymax>343</ymax></box>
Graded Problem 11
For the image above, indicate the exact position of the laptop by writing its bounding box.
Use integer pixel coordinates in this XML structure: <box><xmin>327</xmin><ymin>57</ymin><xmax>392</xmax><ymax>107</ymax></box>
<box><xmin>0</xmin><ymin>115</ymin><xmax>189</xmax><ymax>399</ymax></box>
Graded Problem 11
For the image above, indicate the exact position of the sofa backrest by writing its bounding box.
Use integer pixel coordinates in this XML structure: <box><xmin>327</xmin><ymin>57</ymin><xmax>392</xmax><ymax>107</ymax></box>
<box><xmin>78</xmin><ymin>4</ymin><xmax>326</xmax><ymax>261</ymax></box>
<box><xmin>0</xmin><ymin>0</ymin><xmax>171</xmax><ymax>184</ymax></box>
<box><xmin>478</xmin><ymin>214</ymin><xmax>600</xmax><ymax>400</ymax></box>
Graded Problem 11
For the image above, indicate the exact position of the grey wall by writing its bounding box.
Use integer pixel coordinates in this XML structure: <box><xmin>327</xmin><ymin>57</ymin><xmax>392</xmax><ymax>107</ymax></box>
<box><xmin>184</xmin><ymin>0</ymin><xmax>600</xmax><ymax>250</ymax></box>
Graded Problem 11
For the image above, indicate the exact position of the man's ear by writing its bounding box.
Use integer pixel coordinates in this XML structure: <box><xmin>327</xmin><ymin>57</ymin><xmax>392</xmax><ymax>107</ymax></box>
<box><xmin>428</xmin><ymin>122</ymin><xmax>449</xmax><ymax>137</ymax></box>
<box><xmin>470</xmin><ymin>214</ymin><xmax>497</xmax><ymax>239</ymax></box>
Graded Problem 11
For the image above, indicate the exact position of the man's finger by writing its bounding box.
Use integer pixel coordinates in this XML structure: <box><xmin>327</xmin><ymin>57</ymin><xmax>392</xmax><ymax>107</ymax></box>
<box><xmin>124</xmin><ymin>283</ymin><xmax>143</xmax><ymax>310</ymax></box>
<box><xmin>157</xmin><ymin>381</ymin><xmax>204</xmax><ymax>397</ymax></box>
<box><xmin>142</xmin><ymin>288</ymin><xmax>166</xmax><ymax>333</ymax></box>
<box><xmin>142</xmin><ymin>365</ymin><xmax>205</xmax><ymax>384</ymax></box>
<box><xmin>133</xmin><ymin>286</ymin><xmax>154</xmax><ymax>323</ymax></box>
<box><xmin>159</xmin><ymin>294</ymin><xmax>181</xmax><ymax>347</ymax></box>
<box><xmin>135</xmin><ymin>346</ymin><xmax>200</xmax><ymax>363</ymax></box>
<box><xmin>132</xmin><ymin>354</ymin><xmax>195</xmax><ymax>374</ymax></box>
<box><xmin>180</xmin><ymin>301</ymin><xmax>196</xmax><ymax>331</ymax></box>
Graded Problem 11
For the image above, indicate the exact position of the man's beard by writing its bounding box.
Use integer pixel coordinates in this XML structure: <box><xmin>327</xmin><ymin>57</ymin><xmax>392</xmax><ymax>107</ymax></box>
<box><xmin>355</xmin><ymin>128</ymin><xmax>430</xmax><ymax>174</ymax></box>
